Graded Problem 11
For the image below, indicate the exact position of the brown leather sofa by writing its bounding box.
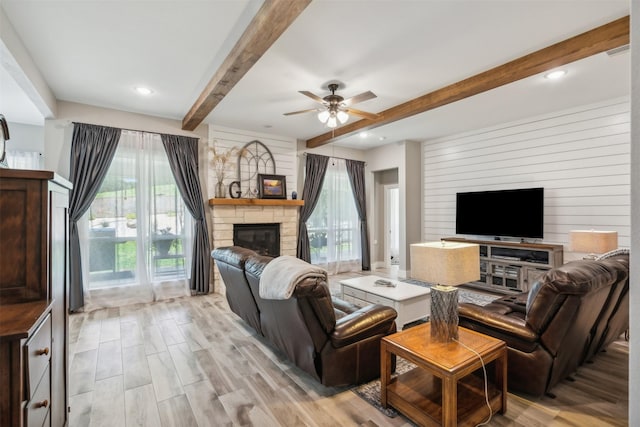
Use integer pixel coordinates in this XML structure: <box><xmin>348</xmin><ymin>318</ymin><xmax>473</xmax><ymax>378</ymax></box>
<box><xmin>211</xmin><ymin>246</ymin><xmax>398</xmax><ymax>387</ymax></box>
<box><xmin>586</xmin><ymin>252</ymin><xmax>629</xmax><ymax>361</ymax></box>
<box><xmin>458</xmin><ymin>257</ymin><xmax>629</xmax><ymax>397</ymax></box>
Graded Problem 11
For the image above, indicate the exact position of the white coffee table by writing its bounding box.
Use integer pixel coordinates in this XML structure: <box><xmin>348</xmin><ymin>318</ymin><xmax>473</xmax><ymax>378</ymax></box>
<box><xmin>339</xmin><ymin>276</ymin><xmax>431</xmax><ymax>329</ymax></box>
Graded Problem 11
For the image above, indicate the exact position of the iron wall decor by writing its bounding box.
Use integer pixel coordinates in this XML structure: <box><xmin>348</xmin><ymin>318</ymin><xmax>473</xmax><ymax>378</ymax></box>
<box><xmin>258</xmin><ymin>174</ymin><xmax>287</xmax><ymax>199</ymax></box>
<box><xmin>237</xmin><ymin>140</ymin><xmax>275</xmax><ymax>198</ymax></box>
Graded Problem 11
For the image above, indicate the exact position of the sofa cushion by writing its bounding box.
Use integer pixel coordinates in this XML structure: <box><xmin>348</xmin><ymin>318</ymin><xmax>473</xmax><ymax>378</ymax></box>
<box><xmin>332</xmin><ymin>297</ymin><xmax>361</xmax><ymax>319</ymax></box>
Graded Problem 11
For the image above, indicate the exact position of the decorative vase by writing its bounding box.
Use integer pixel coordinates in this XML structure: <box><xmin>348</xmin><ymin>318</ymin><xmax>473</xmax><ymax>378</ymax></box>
<box><xmin>215</xmin><ymin>180</ymin><xmax>225</xmax><ymax>198</ymax></box>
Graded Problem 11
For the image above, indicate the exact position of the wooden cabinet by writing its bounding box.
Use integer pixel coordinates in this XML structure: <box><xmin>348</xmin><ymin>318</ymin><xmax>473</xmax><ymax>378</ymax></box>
<box><xmin>442</xmin><ymin>237</ymin><xmax>563</xmax><ymax>293</ymax></box>
<box><xmin>0</xmin><ymin>169</ymin><xmax>71</xmax><ymax>427</ymax></box>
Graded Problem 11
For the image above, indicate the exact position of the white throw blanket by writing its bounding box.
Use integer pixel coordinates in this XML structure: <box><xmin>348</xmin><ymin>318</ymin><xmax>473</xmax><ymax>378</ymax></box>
<box><xmin>259</xmin><ymin>255</ymin><xmax>328</xmax><ymax>300</ymax></box>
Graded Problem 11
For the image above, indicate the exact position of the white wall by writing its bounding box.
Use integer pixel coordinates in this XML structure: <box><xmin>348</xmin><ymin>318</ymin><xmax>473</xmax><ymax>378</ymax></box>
<box><xmin>44</xmin><ymin>101</ymin><xmax>208</xmax><ymax>179</ymax></box>
<box><xmin>421</xmin><ymin>97</ymin><xmax>631</xmax><ymax>257</ymax></box>
<box><xmin>0</xmin><ymin>7</ymin><xmax>56</xmax><ymax>118</ymax></box>
<box><xmin>628</xmin><ymin>1</ymin><xmax>638</xmax><ymax>424</ymax></box>
<box><xmin>209</xmin><ymin>125</ymin><xmax>298</xmax><ymax>200</ymax></box>
<box><xmin>4</xmin><ymin>121</ymin><xmax>44</xmax><ymax>152</ymax></box>
<box><xmin>366</xmin><ymin>141</ymin><xmax>422</xmax><ymax>277</ymax></box>
<box><xmin>296</xmin><ymin>140</ymin><xmax>367</xmax><ymax>192</ymax></box>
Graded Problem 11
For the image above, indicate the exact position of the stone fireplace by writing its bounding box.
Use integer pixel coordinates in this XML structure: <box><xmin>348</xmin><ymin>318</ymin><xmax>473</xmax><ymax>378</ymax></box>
<box><xmin>209</xmin><ymin>199</ymin><xmax>303</xmax><ymax>294</ymax></box>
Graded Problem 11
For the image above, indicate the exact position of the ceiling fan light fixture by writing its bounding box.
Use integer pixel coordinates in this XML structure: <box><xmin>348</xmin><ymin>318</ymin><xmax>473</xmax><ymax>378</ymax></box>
<box><xmin>317</xmin><ymin>110</ymin><xmax>330</xmax><ymax>123</ymax></box>
<box><xmin>289</xmin><ymin>82</ymin><xmax>377</xmax><ymax>127</ymax></box>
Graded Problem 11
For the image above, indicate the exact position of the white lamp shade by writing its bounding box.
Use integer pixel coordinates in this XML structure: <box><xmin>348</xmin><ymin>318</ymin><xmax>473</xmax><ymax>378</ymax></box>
<box><xmin>337</xmin><ymin>110</ymin><xmax>349</xmax><ymax>124</ymax></box>
<box><xmin>326</xmin><ymin>116</ymin><xmax>337</xmax><ymax>128</ymax></box>
<box><xmin>317</xmin><ymin>110</ymin><xmax>330</xmax><ymax>123</ymax></box>
<box><xmin>410</xmin><ymin>241</ymin><xmax>480</xmax><ymax>286</ymax></box>
<box><xmin>569</xmin><ymin>230</ymin><xmax>618</xmax><ymax>254</ymax></box>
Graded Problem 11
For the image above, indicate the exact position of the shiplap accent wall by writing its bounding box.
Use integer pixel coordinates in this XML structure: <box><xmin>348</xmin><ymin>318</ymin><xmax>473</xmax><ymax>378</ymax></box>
<box><xmin>422</xmin><ymin>97</ymin><xmax>630</xmax><ymax>250</ymax></box>
<box><xmin>208</xmin><ymin>125</ymin><xmax>297</xmax><ymax>199</ymax></box>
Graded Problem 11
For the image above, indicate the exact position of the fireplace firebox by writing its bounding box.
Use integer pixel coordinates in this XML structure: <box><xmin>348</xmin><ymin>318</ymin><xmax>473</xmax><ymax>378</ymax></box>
<box><xmin>233</xmin><ymin>223</ymin><xmax>280</xmax><ymax>257</ymax></box>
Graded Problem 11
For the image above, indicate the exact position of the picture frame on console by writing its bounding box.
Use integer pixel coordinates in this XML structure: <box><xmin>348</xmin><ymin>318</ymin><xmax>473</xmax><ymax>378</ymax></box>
<box><xmin>258</xmin><ymin>174</ymin><xmax>287</xmax><ymax>199</ymax></box>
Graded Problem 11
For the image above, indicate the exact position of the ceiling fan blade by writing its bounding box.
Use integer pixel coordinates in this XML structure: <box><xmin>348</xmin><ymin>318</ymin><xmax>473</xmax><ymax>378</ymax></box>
<box><xmin>283</xmin><ymin>108</ymin><xmax>318</xmax><ymax>116</ymax></box>
<box><xmin>299</xmin><ymin>91</ymin><xmax>325</xmax><ymax>103</ymax></box>
<box><xmin>345</xmin><ymin>107</ymin><xmax>379</xmax><ymax>120</ymax></box>
<box><xmin>342</xmin><ymin>91</ymin><xmax>376</xmax><ymax>106</ymax></box>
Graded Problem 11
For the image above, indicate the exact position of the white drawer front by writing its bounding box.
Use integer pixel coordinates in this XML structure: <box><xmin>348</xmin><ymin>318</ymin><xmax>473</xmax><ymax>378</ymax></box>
<box><xmin>366</xmin><ymin>293</ymin><xmax>394</xmax><ymax>307</ymax></box>
<box><xmin>343</xmin><ymin>295</ymin><xmax>366</xmax><ymax>308</ymax></box>
<box><xmin>343</xmin><ymin>286</ymin><xmax>366</xmax><ymax>300</ymax></box>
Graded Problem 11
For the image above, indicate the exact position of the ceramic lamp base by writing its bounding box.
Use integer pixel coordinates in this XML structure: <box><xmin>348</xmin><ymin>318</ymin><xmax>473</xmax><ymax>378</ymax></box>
<box><xmin>430</xmin><ymin>285</ymin><xmax>459</xmax><ymax>342</ymax></box>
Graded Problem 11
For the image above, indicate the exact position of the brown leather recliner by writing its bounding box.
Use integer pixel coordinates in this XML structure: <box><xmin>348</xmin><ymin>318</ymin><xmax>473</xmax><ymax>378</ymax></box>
<box><xmin>588</xmin><ymin>253</ymin><xmax>629</xmax><ymax>359</ymax></box>
<box><xmin>211</xmin><ymin>246</ymin><xmax>262</xmax><ymax>334</ymax></box>
<box><xmin>211</xmin><ymin>246</ymin><xmax>398</xmax><ymax>387</ymax></box>
<box><xmin>459</xmin><ymin>259</ymin><xmax>626</xmax><ymax>397</ymax></box>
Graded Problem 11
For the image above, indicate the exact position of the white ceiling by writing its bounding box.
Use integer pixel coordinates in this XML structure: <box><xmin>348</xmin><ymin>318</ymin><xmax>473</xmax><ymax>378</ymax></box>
<box><xmin>0</xmin><ymin>0</ymin><xmax>630</xmax><ymax>150</ymax></box>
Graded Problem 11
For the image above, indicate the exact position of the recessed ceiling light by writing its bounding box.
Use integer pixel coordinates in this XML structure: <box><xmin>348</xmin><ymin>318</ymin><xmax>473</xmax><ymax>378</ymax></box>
<box><xmin>134</xmin><ymin>86</ymin><xmax>153</xmax><ymax>95</ymax></box>
<box><xmin>359</xmin><ymin>132</ymin><xmax>368</xmax><ymax>138</ymax></box>
<box><xmin>544</xmin><ymin>69</ymin><xmax>567</xmax><ymax>80</ymax></box>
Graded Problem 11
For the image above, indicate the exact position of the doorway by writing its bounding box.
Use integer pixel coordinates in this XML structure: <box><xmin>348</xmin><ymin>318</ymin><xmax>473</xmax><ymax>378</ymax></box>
<box><xmin>384</xmin><ymin>185</ymin><xmax>400</xmax><ymax>269</ymax></box>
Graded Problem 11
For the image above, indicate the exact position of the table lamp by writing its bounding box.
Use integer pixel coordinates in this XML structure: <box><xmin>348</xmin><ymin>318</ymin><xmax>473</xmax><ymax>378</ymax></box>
<box><xmin>413</xmin><ymin>241</ymin><xmax>480</xmax><ymax>342</ymax></box>
<box><xmin>569</xmin><ymin>230</ymin><xmax>618</xmax><ymax>260</ymax></box>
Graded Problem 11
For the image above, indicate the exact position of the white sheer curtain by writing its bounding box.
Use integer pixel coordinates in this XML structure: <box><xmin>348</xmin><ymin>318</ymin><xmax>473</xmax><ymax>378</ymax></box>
<box><xmin>79</xmin><ymin>131</ymin><xmax>193</xmax><ymax>310</ymax></box>
<box><xmin>308</xmin><ymin>158</ymin><xmax>361</xmax><ymax>274</ymax></box>
<box><xmin>7</xmin><ymin>150</ymin><xmax>42</xmax><ymax>169</ymax></box>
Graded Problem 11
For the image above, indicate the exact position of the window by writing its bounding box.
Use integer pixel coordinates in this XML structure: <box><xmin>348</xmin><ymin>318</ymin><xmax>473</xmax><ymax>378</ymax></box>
<box><xmin>7</xmin><ymin>150</ymin><xmax>42</xmax><ymax>169</ymax></box>
<box><xmin>82</xmin><ymin>131</ymin><xmax>192</xmax><ymax>290</ymax></box>
<box><xmin>307</xmin><ymin>158</ymin><xmax>361</xmax><ymax>274</ymax></box>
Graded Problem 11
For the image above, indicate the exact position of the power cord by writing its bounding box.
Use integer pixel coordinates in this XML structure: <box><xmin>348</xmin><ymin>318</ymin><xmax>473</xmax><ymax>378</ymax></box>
<box><xmin>453</xmin><ymin>337</ymin><xmax>493</xmax><ymax>427</ymax></box>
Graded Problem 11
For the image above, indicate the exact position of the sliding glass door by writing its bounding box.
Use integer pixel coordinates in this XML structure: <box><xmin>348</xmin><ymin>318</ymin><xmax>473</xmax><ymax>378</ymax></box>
<box><xmin>81</xmin><ymin>131</ymin><xmax>192</xmax><ymax>297</ymax></box>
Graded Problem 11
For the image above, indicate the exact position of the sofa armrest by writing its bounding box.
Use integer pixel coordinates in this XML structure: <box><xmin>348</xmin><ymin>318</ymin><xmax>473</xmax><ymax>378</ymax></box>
<box><xmin>331</xmin><ymin>304</ymin><xmax>397</xmax><ymax>348</ymax></box>
<box><xmin>459</xmin><ymin>303</ymin><xmax>538</xmax><ymax>343</ymax></box>
<box><xmin>332</xmin><ymin>296</ymin><xmax>360</xmax><ymax>318</ymax></box>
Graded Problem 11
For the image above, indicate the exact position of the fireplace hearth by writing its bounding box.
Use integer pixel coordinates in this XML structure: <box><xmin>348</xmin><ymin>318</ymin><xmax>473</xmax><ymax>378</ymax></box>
<box><xmin>233</xmin><ymin>223</ymin><xmax>280</xmax><ymax>257</ymax></box>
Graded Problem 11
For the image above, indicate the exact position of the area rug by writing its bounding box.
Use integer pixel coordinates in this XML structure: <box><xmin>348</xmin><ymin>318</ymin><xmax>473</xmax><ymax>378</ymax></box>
<box><xmin>351</xmin><ymin>280</ymin><xmax>499</xmax><ymax>418</ymax></box>
<box><xmin>401</xmin><ymin>278</ymin><xmax>499</xmax><ymax>307</ymax></box>
<box><xmin>353</xmin><ymin>358</ymin><xmax>416</xmax><ymax>418</ymax></box>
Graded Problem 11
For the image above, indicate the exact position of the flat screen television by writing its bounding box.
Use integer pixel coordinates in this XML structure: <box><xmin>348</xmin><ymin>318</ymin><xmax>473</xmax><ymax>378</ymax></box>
<box><xmin>455</xmin><ymin>187</ymin><xmax>544</xmax><ymax>239</ymax></box>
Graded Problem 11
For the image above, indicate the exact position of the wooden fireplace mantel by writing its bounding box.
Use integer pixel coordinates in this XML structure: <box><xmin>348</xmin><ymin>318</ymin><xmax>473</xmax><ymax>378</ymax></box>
<box><xmin>209</xmin><ymin>198</ymin><xmax>304</xmax><ymax>207</ymax></box>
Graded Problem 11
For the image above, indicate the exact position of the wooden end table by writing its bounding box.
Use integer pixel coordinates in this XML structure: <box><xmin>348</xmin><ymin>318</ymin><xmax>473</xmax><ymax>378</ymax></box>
<box><xmin>381</xmin><ymin>323</ymin><xmax>507</xmax><ymax>427</ymax></box>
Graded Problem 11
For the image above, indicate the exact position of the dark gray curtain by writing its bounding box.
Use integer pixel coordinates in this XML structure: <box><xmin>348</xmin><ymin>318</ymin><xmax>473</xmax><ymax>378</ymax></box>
<box><xmin>346</xmin><ymin>159</ymin><xmax>371</xmax><ymax>270</ymax></box>
<box><xmin>69</xmin><ymin>123</ymin><xmax>121</xmax><ymax>311</ymax></box>
<box><xmin>161</xmin><ymin>134</ymin><xmax>211</xmax><ymax>294</ymax></box>
<box><xmin>297</xmin><ymin>154</ymin><xmax>329</xmax><ymax>262</ymax></box>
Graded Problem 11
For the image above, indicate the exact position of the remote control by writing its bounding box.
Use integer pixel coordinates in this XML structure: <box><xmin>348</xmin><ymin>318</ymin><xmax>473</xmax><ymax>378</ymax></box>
<box><xmin>374</xmin><ymin>279</ymin><xmax>395</xmax><ymax>287</ymax></box>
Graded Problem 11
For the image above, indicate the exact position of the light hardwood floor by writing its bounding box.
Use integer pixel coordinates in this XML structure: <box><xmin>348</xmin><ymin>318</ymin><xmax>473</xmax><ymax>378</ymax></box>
<box><xmin>69</xmin><ymin>270</ymin><xmax>629</xmax><ymax>426</ymax></box>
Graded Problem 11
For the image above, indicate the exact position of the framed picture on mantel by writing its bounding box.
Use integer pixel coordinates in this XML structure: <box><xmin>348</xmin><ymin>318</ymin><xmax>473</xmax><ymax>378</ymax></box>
<box><xmin>258</xmin><ymin>174</ymin><xmax>287</xmax><ymax>199</ymax></box>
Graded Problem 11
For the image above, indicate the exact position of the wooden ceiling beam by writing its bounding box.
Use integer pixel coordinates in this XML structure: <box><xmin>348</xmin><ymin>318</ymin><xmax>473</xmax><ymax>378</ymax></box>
<box><xmin>306</xmin><ymin>15</ymin><xmax>630</xmax><ymax>148</ymax></box>
<box><xmin>182</xmin><ymin>0</ymin><xmax>312</xmax><ymax>131</ymax></box>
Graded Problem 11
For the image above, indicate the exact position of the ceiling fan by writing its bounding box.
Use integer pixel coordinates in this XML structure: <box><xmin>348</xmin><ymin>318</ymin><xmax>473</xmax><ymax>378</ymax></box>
<box><xmin>284</xmin><ymin>83</ymin><xmax>379</xmax><ymax>128</ymax></box>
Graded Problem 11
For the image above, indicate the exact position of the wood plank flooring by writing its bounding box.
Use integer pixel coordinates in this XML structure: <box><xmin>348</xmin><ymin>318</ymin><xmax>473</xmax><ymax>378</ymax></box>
<box><xmin>69</xmin><ymin>271</ymin><xmax>629</xmax><ymax>426</ymax></box>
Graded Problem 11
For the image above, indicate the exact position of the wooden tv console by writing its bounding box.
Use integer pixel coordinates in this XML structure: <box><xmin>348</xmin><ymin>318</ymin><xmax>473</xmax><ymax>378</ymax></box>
<box><xmin>442</xmin><ymin>237</ymin><xmax>564</xmax><ymax>294</ymax></box>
